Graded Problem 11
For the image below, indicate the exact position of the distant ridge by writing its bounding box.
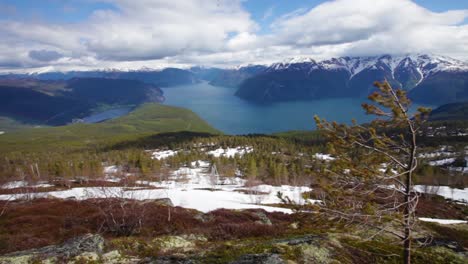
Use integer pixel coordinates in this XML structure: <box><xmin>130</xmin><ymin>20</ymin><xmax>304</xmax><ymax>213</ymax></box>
<box><xmin>235</xmin><ymin>54</ymin><xmax>468</xmax><ymax>105</ymax></box>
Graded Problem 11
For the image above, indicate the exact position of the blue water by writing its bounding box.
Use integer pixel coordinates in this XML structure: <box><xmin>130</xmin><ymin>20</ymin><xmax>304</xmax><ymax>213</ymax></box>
<box><xmin>162</xmin><ymin>82</ymin><xmax>426</xmax><ymax>135</ymax></box>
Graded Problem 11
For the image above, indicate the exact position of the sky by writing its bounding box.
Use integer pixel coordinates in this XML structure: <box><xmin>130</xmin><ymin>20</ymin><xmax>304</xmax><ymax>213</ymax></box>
<box><xmin>0</xmin><ymin>0</ymin><xmax>467</xmax><ymax>72</ymax></box>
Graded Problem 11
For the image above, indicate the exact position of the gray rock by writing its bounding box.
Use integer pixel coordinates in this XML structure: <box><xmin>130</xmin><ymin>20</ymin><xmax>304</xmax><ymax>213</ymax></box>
<box><xmin>252</xmin><ymin>211</ymin><xmax>272</xmax><ymax>226</ymax></box>
<box><xmin>229</xmin><ymin>254</ymin><xmax>285</xmax><ymax>264</ymax></box>
<box><xmin>0</xmin><ymin>234</ymin><xmax>104</xmax><ymax>263</ymax></box>
<box><xmin>274</xmin><ymin>235</ymin><xmax>321</xmax><ymax>246</ymax></box>
<box><xmin>194</xmin><ymin>213</ymin><xmax>213</xmax><ymax>223</ymax></box>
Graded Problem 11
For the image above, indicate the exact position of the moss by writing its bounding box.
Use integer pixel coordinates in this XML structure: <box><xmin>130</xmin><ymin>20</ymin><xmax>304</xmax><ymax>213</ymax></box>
<box><xmin>340</xmin><ymin>236</ymin><xmax>467</xmax><ymax>264</ymax></box>
<box><xmin>413</xmin><ymin>247</ymin><xmax>466</xmax><ymax>264</ymax></box>
<box><xmin>197</xmin><ymin>239</ymin><xmax>277</xmax><ymax>264</ymax></box>
<box><xmin>422</xmin><ymin>222</ymin><xmax>468</xmax><ymax>248</ymax></box>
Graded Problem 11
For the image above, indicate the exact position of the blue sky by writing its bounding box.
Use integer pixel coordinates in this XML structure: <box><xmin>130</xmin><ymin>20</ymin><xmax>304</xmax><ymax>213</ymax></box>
<box><xmin>0</xmin><ymin>0</ymin><xmax>467</xmax><ymax>71</ymax></box>
<box><xmin>3</xmin><ymin>0</ymin><xmax>466</xmax><ymax>27</ymax></box>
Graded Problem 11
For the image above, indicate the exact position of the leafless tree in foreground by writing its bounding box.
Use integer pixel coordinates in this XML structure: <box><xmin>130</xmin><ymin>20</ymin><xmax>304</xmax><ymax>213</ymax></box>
<box><xmin>314</xmin><ymin>81</ymin><xmax>431</xmax><ymax>264</ymax></box>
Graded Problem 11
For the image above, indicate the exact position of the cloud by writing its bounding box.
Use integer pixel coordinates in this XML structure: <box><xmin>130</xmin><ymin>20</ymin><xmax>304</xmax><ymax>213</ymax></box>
<box><xmin>262</xmin><ymin>6</ymin><xmax>275</xmax><ymax>21</ymax></box>
<box><xmin>29</xmin><ymin>50</ymin><xmax>64</xmax><ymax>62</ymax></box>
<box><xmin>0</xmin><ymin>0</ymin><xmax>467</xmax><ymax>71</ymax></box>
<box><xmin>268</xmin><ymin>0</ymin><xmax>468</xmax><ymax>58</ymax></box>
<box><xmin>0</xmin><ymin>0</ymin><xmax>257</xmax><ymax>70</ymax></box>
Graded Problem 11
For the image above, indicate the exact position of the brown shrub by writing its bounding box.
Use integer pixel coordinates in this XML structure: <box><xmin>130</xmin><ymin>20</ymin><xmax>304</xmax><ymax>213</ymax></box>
<box><xmin>0</xmin><ymin>199</ymin><xmax>294</xmax><ymax>254</ymax></box>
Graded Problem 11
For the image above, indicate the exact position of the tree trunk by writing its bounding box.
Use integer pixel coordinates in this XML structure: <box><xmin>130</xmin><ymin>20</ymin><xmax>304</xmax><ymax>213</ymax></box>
<box><xmin>403</xmin><ymin>128</ymin><xmax>417</xmax><ymax>264</ymax></box>
<box><xmin>403</xmin><ymin>215</ymin><xmax>411</xmax><ymax>264</ymax></box>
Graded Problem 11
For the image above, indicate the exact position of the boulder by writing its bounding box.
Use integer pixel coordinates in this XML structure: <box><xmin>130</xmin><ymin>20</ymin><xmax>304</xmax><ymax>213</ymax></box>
<box><xmin>252</xmin><ymin>211</ymin><xmax>272</xmax><ymax>226</ymax></box>
<box><xmin>0</xmin><ymin>234</ymin><xmax>104</xmax><ymax>264</ymax></box>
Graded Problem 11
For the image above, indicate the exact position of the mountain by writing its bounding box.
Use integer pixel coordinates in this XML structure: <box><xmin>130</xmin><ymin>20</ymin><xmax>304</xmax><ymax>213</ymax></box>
<box><xmin>0</xmin><ymin>103</ymin><xmax>221</xmax><ymax>153</ymax></box>
<box><xmin>429</xmin><ymin>101</ymin><xmax>468</xmax><ymax>121</ymax></box>
<box><xmin>208</xmin><ymin>65</ymin><xmax>267</xmax><ymax>88</ymax></box>
<box><xmin>235</xmin><ymin>54</ymin><xmax>468</xmax><ymax>105</ymax></box>
<box><xmin>1</xmin><ymin>68</ymin><xmax>199</xmax><ymax>87</ymax></box>
<box><xmin>0</xmin><ymin>77</ymin><xmax>164</xmax><ymax>125</ymax></box>
<box><xmin>189</xmin><ymin>66</ymin><xmax>226</xmax><ymax>82</ymax></box>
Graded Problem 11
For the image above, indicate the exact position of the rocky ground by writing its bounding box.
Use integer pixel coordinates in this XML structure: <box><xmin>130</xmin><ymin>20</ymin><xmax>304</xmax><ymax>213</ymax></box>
<box><xmin>0</xmin><ymin>196</ymin><xmax>466</xmax><ymax>264</ymax></box>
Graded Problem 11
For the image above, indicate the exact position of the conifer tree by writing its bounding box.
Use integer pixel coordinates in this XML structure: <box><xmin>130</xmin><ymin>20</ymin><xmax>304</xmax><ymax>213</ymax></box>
<box><xmin>314</xmin><ymin>81</ymin><xmax>430</xmax><ymax>264</ymax></box>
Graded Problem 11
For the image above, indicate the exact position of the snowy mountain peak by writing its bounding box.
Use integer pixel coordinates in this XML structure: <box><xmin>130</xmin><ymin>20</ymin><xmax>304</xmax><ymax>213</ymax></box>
<box><xmin>268</xmin><ymin>57</ymin><xmax>317</xmax><ymax>71</ymax></box>
<box><xmin>266</xmin><ymin>54</ymin><xmax>468</xmax><ymax>80</ymax></box>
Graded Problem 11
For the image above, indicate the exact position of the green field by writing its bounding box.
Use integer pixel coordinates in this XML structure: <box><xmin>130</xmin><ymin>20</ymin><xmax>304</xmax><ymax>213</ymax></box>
<box><xmin>0</xmin><ymin>116</ymin><xmax>40</xmax><ymax>133</ymax></box>
<box><xmin>0</xmin><ymin>103</ymin><xmax>221</xmax><ymax>154</ymax></box>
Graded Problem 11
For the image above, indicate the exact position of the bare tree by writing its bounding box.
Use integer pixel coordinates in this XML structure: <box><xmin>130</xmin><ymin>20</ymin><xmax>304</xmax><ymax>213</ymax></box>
<box><xmin>314</xmin><ymin>81</ymin><xmax>431</xmax><ymax>264</ymax></box>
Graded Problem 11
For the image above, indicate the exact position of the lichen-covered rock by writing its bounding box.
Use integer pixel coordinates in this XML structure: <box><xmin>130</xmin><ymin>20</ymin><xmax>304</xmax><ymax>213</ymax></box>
<box><xmin>69</xmin><ymin>252</ymin><xmax>100</xmax><ymax>263</ymax></box>
<box><xmin>275</xmin><ymin>235</ymin><xmax>321</xmax><ymax>246</ymax></box>
<box><xmin>298</xmin><ymin>244</ymin><xmax>331</xmax><ymax>264</ymax></box>
<box><xmin>100</xmin><ymin>250</ymin><xmax>140</xmax><ymax>264</ymax></box>
<box><xmin>0</xmin><ymin>234</ymin><xmax>104</xmax><ymax>264</ymax></box>
<box><xmin>153</xmin><ymin>236</ymin><xmax>196</xmax><ymax>252</ymax></box>
<box><xmin>252</xmin><ymin>211</ymin><xmax>272</xmax><ymax>226</ymax></box>
<box><xmin>229</xmin><ymin>253</ymin><xmax>285</xmax><ymax>264</ymax></box>
<box><xmin>289</xmin><ymin>222</ymin><xmax>299</xmax><ymax>229</ymax></box>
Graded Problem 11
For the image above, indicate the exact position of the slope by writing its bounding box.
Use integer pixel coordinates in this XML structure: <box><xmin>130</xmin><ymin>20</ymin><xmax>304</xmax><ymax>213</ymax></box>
<box><xmin>0</xmin><ymin>103</ymin><xmax>221</xmax><ymax>154</ymax></box>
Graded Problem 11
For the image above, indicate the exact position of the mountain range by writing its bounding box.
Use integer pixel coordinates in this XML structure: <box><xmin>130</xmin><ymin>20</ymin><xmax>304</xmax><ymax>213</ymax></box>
<box><xmin>1</xmin><ymin>53</ymin><xmax>468</xmax><ymax>123</ymax></box>
<box><xmin>1</xmin><ymin>67</ymin><xmax>198</xmax><ymax>87</ymax></box>
<box><xmin>235</xmin><ymin>54</ymin><xmax>468</xmax><ymax>105</ymax></box>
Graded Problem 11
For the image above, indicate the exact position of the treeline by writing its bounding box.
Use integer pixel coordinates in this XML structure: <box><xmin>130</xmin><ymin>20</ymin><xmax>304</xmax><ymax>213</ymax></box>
<box><xmin>0</xmin><ymin>133</ymin><xmax>328</xmax><ymax>186</ymax></box>
<box><xmin>1</xmin><ymin>130</ymin><xmax>464</xmax><ymax>187</ymax></box>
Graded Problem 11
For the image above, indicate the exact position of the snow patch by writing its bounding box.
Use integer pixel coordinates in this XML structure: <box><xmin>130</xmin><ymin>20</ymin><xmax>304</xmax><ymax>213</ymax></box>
<box><xmin>1</xmin><ymin>181</ymin><xmax>53</xmax><ymax>189</ymax></box>
<box><xmin>419</xmin><ymin>218</ymin><xmax>467</xmax><ymax>225</ymax></box>
<box><xmin>103</xmin><ymin>165</ymin><xmax>118</xmax><ymax>174</ymax></box>
<box><xmin>428</xmin><ymin>158</ymin><xmax>455</xmax><ymax>166</ymax></box>
<box><xmin>0</xmin><ymin>160</ymin><xmax>314</xmax><ymax>214</ymax></box>
<box><xmin>415</xmin><ymin>185</ymin><xmax>468</xmax><ymax>203</ymax></box>
<box><xmin>207</xmin><ymin>147</ymin><xmax>253</xmax><ymax>158</ymax></box>
<box><xmin>314</xmin><ymin>153</ymin><xmax>335</xmax><ymax>161</ymax></box>
<box><xmin>151</xmin><ymin>150</ymin><xmax>178</xmax><ymax>160</ymax></box>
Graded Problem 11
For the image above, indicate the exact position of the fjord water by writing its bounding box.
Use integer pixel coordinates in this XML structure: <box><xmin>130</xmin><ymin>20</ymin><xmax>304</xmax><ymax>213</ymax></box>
<box><xmin>162</xmin><ymin>82</ymin><xmax>417</xmax><ymax>135</ymax></box>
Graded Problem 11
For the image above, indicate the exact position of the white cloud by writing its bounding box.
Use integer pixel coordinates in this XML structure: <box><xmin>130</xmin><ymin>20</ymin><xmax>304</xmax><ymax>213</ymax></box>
<box><xmin>0</xmin><ymin>0</ymin><xmax>467</xmax><ymax>71</ymax></box>
<box><xmin>268</xmin><ymin>0</ymin><xmax>468</xmax><ymax>58</ymax></box>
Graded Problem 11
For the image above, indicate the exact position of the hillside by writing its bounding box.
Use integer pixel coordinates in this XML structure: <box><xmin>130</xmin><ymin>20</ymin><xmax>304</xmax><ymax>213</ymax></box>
<box><xmin>0</xmin><ymin>77</ymin><xmax>164</xmax><ymax>125</ymax></box>
<box><xmin>409</xmin><ymin>72</ymin><xmax>468</xmax><ymax>105</ymax></box>
<box><xmin>209</xmin><ymin>65</ymin><xmax>267</xmax><ymax>88</ymax></box>
<box><xmin>0</xmin><ymin>103</ymin><xmax>221</xmax><ymax>153</ymax></box>
<box><xmin>429</xmin><ymin>101</ymin><xmax>468</xmax><ymax>121</ymax></box>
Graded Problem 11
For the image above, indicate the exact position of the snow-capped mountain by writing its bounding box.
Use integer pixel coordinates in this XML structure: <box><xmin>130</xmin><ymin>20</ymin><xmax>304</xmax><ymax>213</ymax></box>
<box><xmin>236</xmin><ymin>54</ymin><xmax>468</xmax><ymax>105</ymax></box>
<box><xmin>267</xmin><ymin>54</ymin><xmax>468</xmax><ymax>80</ymax></box>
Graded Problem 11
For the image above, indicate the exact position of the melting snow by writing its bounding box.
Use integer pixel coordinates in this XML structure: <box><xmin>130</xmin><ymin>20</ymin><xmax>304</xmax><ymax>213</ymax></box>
<box><xmin>1</xmin><ymin>181</ymin><xmax>53</xmax><ymax>189</ymax></box>
<box><xmin>207</xmin><ymin>147</ymin><xmax>253</xmax><ymax>158</ymax></box>
<box><xmin>0</xmin><ymin>160</ymin><xmax>315</xmax><ymax>214</ymax></box>
<box><xmin>419</xmin><ymin>218</ymin><xmax>467</xmax><ymax>225</ymax></box>
<box><xmin>314</xmin><ymin>153</ymin><xmax>335</xmax><ymax>161</ymax></box>
<box><xmin>151</xmin><ymin>150</ymin><xmax>178</xmax><ymax>160</ymax></box>
<box><xmin>415</xmin><ymin>185</ymin><xmax>468</xmax><ymax>203</ymax></box>
<box><xmin>428</xmin><ymin>158</ymin><xmax>455</xmax><ymax>166</ymax></box>
<box><xmin>103</xmin><ymin>165</ymin><xmax>118</xmax><ymax>174</ymax></box>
